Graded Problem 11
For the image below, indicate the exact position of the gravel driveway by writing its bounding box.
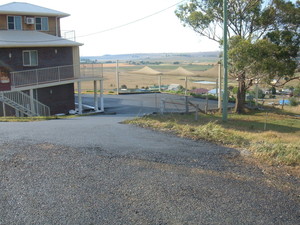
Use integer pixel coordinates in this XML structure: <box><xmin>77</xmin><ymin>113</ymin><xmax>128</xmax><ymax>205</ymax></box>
<box><xmin>0</xmin><ymin>100</ymin><xmax>299</xmax><ymax>224</ymax></box>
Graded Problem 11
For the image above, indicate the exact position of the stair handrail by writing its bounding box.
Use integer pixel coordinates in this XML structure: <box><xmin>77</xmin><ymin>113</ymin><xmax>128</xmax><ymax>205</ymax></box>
<box><xmin>0</xmin><ymin>91</ymin><xmax>50</xmax><ymax>117</ymax></box>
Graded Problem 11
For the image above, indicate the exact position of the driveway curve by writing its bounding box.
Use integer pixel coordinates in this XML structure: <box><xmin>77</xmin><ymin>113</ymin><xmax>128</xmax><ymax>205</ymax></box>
<box><xmin>0</xmin><ymin>95</ymin><xmax>299</xmax><ymax>224</ymax></box>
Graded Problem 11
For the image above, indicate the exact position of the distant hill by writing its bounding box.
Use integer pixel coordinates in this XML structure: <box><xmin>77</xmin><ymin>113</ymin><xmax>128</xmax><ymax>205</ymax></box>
<box><xmin>81</xmin><ymin>51</ymin><xmax>220</xmax><ymax>63</ymax></box>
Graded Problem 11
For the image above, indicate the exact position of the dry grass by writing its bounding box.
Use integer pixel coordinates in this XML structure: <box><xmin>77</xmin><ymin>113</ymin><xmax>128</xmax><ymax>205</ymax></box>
<box><xmin>125</xmin><ymin>111</ymin><xmax>300</xmax><ymax>167</ymax></box>
<box><xmin>77</xmin><ymin>63</ymin><xmax>237</xmax><ymax>93</ymax></box>
<box><xmin>280</xmin><ymin>105</ymin><xmax>300</xmax><ymax>114</ymax></box>
<box><xmin>0</xmin><ymin>116</ymin><xmax>60</xmax><ymax>122</ymax></box>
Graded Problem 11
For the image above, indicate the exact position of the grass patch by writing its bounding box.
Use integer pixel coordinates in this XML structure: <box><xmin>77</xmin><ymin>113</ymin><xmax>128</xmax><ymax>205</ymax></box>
<box><xmin>125</xmin><ymin>111</ymin><xmax>300</xmax><ymax>167</ymax></box>
<box><xmin>0</xmin><ymin>115</ymin><xmax>76</xmax><ymax>122</ymax></box>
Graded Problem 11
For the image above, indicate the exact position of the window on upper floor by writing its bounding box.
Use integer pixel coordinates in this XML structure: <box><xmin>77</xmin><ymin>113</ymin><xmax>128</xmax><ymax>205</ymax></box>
<box><xmin>7</xmin><ymin>16</ymin><xmax>22</xmax><ymax>30</ymax></box>
<box><xmin>35</xmin><ymin>17</ymin><xmax>49</xmax><ymax>31</ymax></box>
<box><xmin>23</xmin><ymin>50</ymin><xmax>38</xmax><ymax>67</ymax></box>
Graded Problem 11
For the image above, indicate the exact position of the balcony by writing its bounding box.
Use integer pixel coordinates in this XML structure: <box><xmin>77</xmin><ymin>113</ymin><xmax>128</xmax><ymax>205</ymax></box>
<box><xmin>9</xmin><ymin>64</ymin><xmax>103</xmax><ymax>90</ymax></box>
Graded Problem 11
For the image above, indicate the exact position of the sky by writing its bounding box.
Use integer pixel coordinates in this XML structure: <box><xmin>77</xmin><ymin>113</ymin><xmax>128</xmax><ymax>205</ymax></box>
<box><xmin>1</xmin><ymin>0</ymin><xmax>220</xmax><ymax>56</ymax></box>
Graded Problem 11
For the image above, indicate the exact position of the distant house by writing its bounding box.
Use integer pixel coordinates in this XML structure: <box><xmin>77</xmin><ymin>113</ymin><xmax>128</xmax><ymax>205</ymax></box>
<box><xmin>190</xmin><ymin>88</ymin><xmax>209</xmax><ymax>95</ymax></box>
<box><xmin>0</xmin><ymin>2</ymin><xmax>103</xmax><ymax>116</ymax></box>
<box><xmin>167</xmin><ymin>84</ymin><xmax>181</xmax><ymax>91</ymax></box>
<box><xmin>208</xmin><ymin>88</ymin><xmax>223</xmax><ymax>95</ymax></box>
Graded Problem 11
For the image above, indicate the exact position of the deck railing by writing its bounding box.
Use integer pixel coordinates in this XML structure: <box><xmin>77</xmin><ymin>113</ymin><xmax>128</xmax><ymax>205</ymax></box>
<box><xmin>10</xmin><ymin>65</ymin><xmax>74</xmax><ymax>88</ymax></box>
<box><xmin>10</xmin><ymin>64</ymin><xmax>103</xmax><ymax>89</ymax></box>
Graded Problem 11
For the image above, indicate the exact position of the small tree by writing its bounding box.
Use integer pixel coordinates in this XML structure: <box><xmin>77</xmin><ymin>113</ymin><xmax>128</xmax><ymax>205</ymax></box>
<box><xmin>176</xmin><ymin>0</ymin><xmax>300</xmax><ymax>113</ymax></box>
<box><xmin>271</xmin><ymin>87</ymin><xmax>277</xmax><ymax>95</ymax></box>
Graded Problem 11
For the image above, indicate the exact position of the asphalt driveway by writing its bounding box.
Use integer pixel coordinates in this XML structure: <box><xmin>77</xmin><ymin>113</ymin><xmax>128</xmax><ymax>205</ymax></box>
<box><xmin>0</xmin><ymin>94</ymin><xmax>299</xmax><ymax>224</ymax></box>
<box><xmin>77</xmin><ymin>93</ymin><xmax>234</xmax><ymax>115</ymax></box>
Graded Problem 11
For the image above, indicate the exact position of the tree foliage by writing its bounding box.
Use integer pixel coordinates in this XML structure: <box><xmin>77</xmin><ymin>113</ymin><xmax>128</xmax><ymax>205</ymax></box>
<box><xmin>176</xmin><ymin>0</ymin><xmax>300</xmax><ymax>113</ymax></box>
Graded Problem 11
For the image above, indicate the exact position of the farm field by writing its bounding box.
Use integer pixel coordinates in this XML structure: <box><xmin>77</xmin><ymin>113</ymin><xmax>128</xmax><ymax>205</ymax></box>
<box><xmin>78</xmin><ymin>62</ymin><xmax>237</xmax><ymax>93</ymax></box>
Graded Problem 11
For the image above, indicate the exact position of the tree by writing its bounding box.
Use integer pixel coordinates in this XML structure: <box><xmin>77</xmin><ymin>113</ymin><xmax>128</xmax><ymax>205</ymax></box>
<box><xmin>121</xmin><ymin>84</ymin><xmax>127</xmax><ymax>89</ymax></box>
<box><xmin>176</xmin><ymin>0</ymin><xmax>300</xmax><ymax>113</ymax></box>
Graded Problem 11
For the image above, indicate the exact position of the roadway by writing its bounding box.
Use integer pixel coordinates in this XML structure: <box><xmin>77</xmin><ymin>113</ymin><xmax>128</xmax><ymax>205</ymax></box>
<box><xmin>0</xmin><ymin>94</ymin><xmax>299</xmax><ymax>224</ymax></box>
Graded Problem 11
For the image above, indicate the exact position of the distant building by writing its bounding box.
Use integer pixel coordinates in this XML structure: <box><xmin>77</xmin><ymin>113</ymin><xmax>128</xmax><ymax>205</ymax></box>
<box><xmin>190</xmin><ymin>88</ymin><xmax>209</xmax><ymax>94</ymax></box>
<box><xmin>0</xmin><ymin>2</ymin><xmax>103</xmax><ymax>116</ymax></box>
<box><xmin>167</xmin><ymin>84</ymin><xmax>181</xmax><ymax>91</ymax></box>
<box><xmin>208</xmin><ymin>89</ymin><xmax>223</xmax><ymax>95</ymax></box>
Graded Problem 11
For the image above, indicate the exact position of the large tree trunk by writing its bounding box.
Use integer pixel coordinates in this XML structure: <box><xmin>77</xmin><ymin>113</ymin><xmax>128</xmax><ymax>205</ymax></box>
<box><xmin>234</xmin><ymin>73</ymin><xmax>246</xmax><ymax>114</ymax></box>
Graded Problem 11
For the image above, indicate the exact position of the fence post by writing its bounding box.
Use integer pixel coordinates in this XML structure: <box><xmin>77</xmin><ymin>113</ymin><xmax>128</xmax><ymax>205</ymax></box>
<box><xmin>158</xmin><ymin>75</ymin><xmax>162</xmax><ymax>92</ymax></box>
<box><xmin>100</xmin><ymin>80</ymin><xmax>104</xmax><ymax>112</ymax></box>
<box><xmin>160</xmin><ymin>99</ymin><xmax>165</xmax><ymax>115</ymax></box>
<box><xmin>185</xmin><ymin>96</ymin><xmax>189</xmax><ymax>114</ymax></box>
<box><xmin>205</xmin><ymin>93</ymin><xmax>209</xmax><ymax>114</ymax></box>
<box><xmin>116</xmin><ymin>60</ymin><xmax>119</xmax><ymax>95</ymax></box>
<box><xmin>195</xmin><ymin>104</ymin><xmax>199</xmax><ymax>121</ymax></box>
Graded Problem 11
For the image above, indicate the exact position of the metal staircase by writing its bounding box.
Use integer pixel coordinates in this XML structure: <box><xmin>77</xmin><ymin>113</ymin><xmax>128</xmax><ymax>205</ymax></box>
<box><xmin>0</xmin><ymin>91</ymin><xmax>50</xmax><ymax>117</ymax></box>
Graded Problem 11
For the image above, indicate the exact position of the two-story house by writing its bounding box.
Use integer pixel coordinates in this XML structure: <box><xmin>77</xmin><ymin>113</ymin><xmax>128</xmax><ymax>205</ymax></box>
<box><xmin>0</xmin><ymin>2</ymin><xmax>103</xmax><ymax>117</ymax></box>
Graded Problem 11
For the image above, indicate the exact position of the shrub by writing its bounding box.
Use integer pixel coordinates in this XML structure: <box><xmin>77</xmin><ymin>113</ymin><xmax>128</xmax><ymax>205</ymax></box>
<box><xmin>249</xmin><ymin>87</ymin><xmax>265</xmax><ymax>99</ymax></box>
<box><xmin>293</xmin><ymin>87</ymin><xmax>300</xmax><ymax>97</ymax></box>
<box><xmin>232</xmin><ymin>86</ymin><xmax>238</xmax><ymax>94</ymax></box>
<box><xmin>289</xmin><ymin>97</ymin><xmax>298</xmax><ymax>106</ymax></box>
<box><xmin>271</xmin><ymin>86</ymin><xmax>276</xmax><ymax>95</ymax></box>
<box><xmin>121</xmin><ymin>84</ymin><xmax>127</xmax><ymax>89</ymax></box>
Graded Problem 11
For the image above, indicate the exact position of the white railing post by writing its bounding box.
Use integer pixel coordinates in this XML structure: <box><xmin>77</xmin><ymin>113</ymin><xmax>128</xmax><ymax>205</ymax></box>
<box><xmin>36</xmin><ymin>70</ymin><xmax>38</xmax><ymax>85</ymax></box>
<box><xmin>11</xmin><ymin>65</ymin><xmax>74</xmax><ymax>88</ymax></box>
<box><xmin>29</xmin><ymin>89</ymin><xmax>35</xmax><ymax>114</ymax></box>
<box><xmin>58</xmin><ymin>66</ymin><xmax>61</xmax><ymax>81</ymax></box>
<box><xmin>78</xmin><ymin>81</ymin><xmax>82</xmax><ymax>114</ymax></box>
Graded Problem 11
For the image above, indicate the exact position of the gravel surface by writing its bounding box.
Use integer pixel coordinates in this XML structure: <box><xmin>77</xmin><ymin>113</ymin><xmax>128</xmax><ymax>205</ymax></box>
<box><xmin>0</xmin><ymin>95</ymin><xmax>299</xmax><ymax>224</ymax></box>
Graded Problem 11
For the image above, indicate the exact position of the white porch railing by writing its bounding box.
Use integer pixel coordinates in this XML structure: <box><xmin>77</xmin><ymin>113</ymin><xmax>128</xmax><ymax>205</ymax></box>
<box><xmin>10</xmin><ymin>64</ymin><xmax>104</xmax><ymax>89</ymax></box>
<box><xmin>10</xmin><ymin>65</ymin><xmax>75</xmax><ymax>88</ymax></box>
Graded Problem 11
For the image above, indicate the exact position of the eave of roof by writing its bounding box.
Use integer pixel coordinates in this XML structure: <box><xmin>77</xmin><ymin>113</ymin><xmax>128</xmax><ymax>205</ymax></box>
<box><xmin>0</xmin><ymin>30</ymin><xmax>83</xmax><ymax>48</ymax></box>
<box><xmin>0</xmin><ymin>2</ymin><xmax>70</xmax><ymax>18</ymax></box>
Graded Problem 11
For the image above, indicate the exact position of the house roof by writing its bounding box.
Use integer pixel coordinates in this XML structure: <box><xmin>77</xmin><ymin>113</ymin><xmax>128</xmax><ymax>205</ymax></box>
<box><xmin>0</xmin><ymin>30</ymin><xmax>82</xmax><ymax>47</ymax></box>
<box><xmin>0</xmin><ymin>2</ymin><xmax>70</xmax><ymax>17</ymax></box>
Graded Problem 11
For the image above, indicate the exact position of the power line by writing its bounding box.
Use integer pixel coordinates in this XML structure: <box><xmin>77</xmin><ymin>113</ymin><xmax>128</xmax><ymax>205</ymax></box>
<box><xmin>0</xmin><ymin>0</ymin><xmax>187</xmax><ymax>43</ymax></box>
<box><xmin>77</xmin><ymin>0</ymin><xmax>187</xmax><ymax>39</ymax></box>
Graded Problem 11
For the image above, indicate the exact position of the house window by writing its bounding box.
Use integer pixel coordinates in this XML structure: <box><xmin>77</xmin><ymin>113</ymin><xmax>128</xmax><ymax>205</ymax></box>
<box><xmin>23</xmin><ymin>50</ymin><xmax>38</xmax><ymax>66</ymax></box>
<box><xmin>35</xmin><ymin>17</ymin><xmax>49</xmax><ymax>31</ymax></box>
<box><xmin>7</xmin><ymin>16</ymin><xmax>22</xmax><ymax>30</ymax></box>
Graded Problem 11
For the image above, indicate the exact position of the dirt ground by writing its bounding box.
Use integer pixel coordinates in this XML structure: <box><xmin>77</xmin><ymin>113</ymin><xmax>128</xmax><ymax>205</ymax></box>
<box><xmin>78</xmin><ymin>63</ymin><xmax>234</xmax><ymax>93</ymax></box>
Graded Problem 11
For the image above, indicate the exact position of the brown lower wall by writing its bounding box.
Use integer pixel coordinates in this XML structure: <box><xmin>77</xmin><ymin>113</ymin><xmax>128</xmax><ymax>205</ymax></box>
<box><xmin>36</xmin><ymin>84</ymin><xmax>75</xmax><ymax>115</ymax></box>
<box><xmin>0</xmin><ymin>103</ymin><xmax>15</xmax><ymax>117</ymax></box>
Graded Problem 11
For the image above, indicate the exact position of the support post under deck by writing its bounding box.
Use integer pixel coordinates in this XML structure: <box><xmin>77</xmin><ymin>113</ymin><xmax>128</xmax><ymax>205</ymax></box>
<box><xmin>100</xmin><ymin>80</ymin><xmax>104</xmax><ymax>112</ymax></box>
<box><xmin>77</xmin><ymin>81</ymin><xmax>82</xmax><ymax>114</ymax></box>
<box><xmin>93</xmin><ymin>80</ymin><xmax>99</xmax><ymax>111</ymax></box>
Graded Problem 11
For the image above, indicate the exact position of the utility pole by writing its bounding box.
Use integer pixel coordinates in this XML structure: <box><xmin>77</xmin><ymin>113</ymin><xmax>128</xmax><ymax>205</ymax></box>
<box><xmin>218</xmin><ymin>62</ymin><xmax>222</xmax><ymax>110</ymax></box>
<box><xmin>116</xmin><ymin>60</ymin><xmax>119</xmax><ymax>95</ymax></box>
<box><xmin>222</xmin><ymin>0</ymin><xmax>228</xmax><ymax>122</ymax></box>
